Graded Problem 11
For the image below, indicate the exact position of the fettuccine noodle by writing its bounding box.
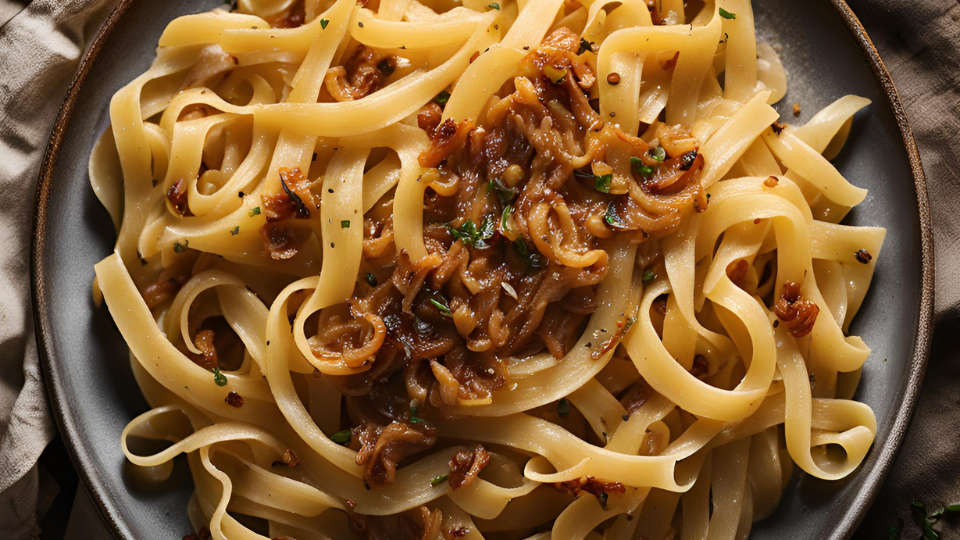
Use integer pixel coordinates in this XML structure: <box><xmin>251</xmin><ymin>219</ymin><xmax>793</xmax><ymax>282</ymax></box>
<box><xmin>91</xmin><ymin>0</ymin><xmax>884</xmax><ymax>538</ymax></box>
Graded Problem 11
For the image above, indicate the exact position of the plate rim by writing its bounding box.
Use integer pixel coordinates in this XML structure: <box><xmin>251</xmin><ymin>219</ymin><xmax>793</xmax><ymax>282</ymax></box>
<box><xmin>30</xmin><ymin>1</ymin><xmax>935</xmax><ymax>539</ymax></box>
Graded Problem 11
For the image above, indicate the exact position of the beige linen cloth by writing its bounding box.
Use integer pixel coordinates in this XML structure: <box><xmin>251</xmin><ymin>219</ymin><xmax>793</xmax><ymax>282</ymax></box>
<box><xmin>0</xmin><ymin>0</ymin><xmax>955</xmax><ymax>539</ymax></box>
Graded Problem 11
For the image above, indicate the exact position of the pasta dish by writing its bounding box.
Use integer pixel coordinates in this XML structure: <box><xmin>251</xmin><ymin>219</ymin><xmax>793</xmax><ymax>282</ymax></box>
<box><xmin>89</xmin><ymin>0</ymin><xmax>885</xmax><ymax>538</ymax></box>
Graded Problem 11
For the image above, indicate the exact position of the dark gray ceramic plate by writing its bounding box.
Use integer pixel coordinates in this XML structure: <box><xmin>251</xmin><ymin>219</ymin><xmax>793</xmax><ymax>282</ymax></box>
<box><xmin>32</xmin><ymin>1</ymin><xmax>933</xmax><ymax>538</ymax></box>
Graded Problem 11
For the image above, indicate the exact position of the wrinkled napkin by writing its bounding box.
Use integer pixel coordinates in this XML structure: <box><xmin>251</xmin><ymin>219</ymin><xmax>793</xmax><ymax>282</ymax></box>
<box><xmin>0</xmin><ymin>0</ymin><xmax>955</xmax><ymax>538</ymax></box>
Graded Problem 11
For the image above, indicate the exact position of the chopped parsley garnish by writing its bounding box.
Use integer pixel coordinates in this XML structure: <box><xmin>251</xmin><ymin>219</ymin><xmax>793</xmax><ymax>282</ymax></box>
<box><xmin>575</xmin><ymin>170</ymin><xmax>613</xmax><ymax>193</ymax></box>
<box><xmin>719</xmin><ymin>8</ymin><xmax>736</xmax><ymax>19</ymax></box>
<box><xmin>908</xmin><ymin>499</ymin><xmax>960</xmax><ymax>540</ymax></box>
<box><xmin>249</xmin><ymin>206</ymin><xmax>261</xmax><ymax>217</ymax></box>
<box><xmin>642</xmin><ymin>268</ymin><xmax>656</xmax><ymax>283</ymax></box>
<box><xmin>578</xmin><ymin>38</ymin><xmax>595</xmax><ymax>55</ymax></box>
<box><xmin>366</xmin><ymin>273</ymin><xmax>378</xmax><ymax>287</ymax></box>
<box><xmin>593</xmin><ymin>174</ymin><xmax>613</xmax><ymax>193</ymax></box>
<box><xmin>229</xmin><ymin>226</ymin><xmax>239</xmax><ymax>236</ymax></box>
<box><xmin>488</xmin><ymin>2</ymin><xmax>500</xmax><ymax>10</ymax></box>
<box><xmin>320</xmin><ymin>18</ymin><xmax>329</xmax><ymax>29</ymax></box>
<box><xmin>630</xmin><ymin>156</ymin><xmax>654</xmax><ymax>178</ymax></box>
<box><xmin>649</xmin><ymin>146</ymin><xmax>666</xmax><ymax>162</ymax></box>
<box><xmin>429</xmin><ymin>296</ymin><xmax>452</xmax><ymax>318</ymax></box>
<box><xmin>173</xmin><ymin>240</ymin><xmax>189</xmax><ymax>253</ymax></box>
<box><xmin>449</xmin><ymin>216</ymin><xmax>495</xmax><ymax>248</ymax></box>
<box><xmin>488</xmin><ymin>178</ymin><xmax>516</xmax><ymax>203</ymax></box>
<box><xmin>557</xmin><ymin>398</ymin><xmax>571</xmax><ymax>417</ymax></box>
<box><xmin>912</xmin><ymin>500</ymin><xmax>939</xmax><ymax>539</ymax></box>
<box><xmin>212</xmin><ymin>367</ymin><xmax>227</xmax><ymax>387</ymax></box>
<box><xmin>330</xmin><ymin>429</ymin><xmax>351</xmax><ymax>444</ymax></box>
<box><xmin>341</xmin><ymin>220</ymin><xmax>351</xmax><ymax>229</ymax></box>
<box><xmin>501</xmin><ymin>205</ymin><xmax>514</xmax><ymax>233</ymax></box>
<box><xmin>431</xmin><ymin>474</ymin><xmax>449</xmax><ymax>487</ymax></box>
<box><xmin>409</xmin><ymin>406</ymin><xmax>427</xmax><ymax>424</ymax></box>
<box><xmin>514</xmin><ymin>237</ymin><xmax>546</xmax><ymax>269</ymax></box>
<box><xmin>604</xmin><ymin>202</ymin><xmax>626</xmax><ymax>228</ymax></box>
<box><xmin>433</xmin><ymin>90</ymin><xmax>451</xmax><ymax>106</ymax></box>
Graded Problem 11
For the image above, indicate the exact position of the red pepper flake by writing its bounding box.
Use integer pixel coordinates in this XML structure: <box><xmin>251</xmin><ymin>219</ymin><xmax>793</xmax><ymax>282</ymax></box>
<box><xmin>591</xmin><ymin>316</ymin><xmax>636</xmax><ymax>360</ymax></box>
<box><xmin>764</xmin><ymin>176</ymin><xmax>779</xmax><ymax>187</ymax></box>
<box><xmin>658</xmin><ymin>51</ymin><xmax>680</xmax><ymax>70</ymax></box>
<box><xmin>754</xmin><ymin>218</ymin><xmax>762</xmax><ymax>224</ymax></box>
<box><xmin>854</xmin><ymin>249</ymin><xmax>872</xmax><ymax>264</ymax></box>
<box><xmin>771</xmin><ymin>121</ymin><xmax>786</xmax><ymax>135</ymax></box>
<box><xmin>225</xmin><ymin>391</ymin><xmax>243</xmax><ymax>407</ymax></box>
<box><xmin>469</xmin><ymin>51</ymin><xmax>480</xmax><ymax>63</ymax></box>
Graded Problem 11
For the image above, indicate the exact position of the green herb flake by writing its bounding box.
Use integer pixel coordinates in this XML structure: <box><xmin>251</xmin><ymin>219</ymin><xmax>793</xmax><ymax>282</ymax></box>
<box><xmin>229</xmin><ymin>226</ymin><xmax>239</xmax><ymax>236</ymax></box>
<box><xmin>642</xmin><ymin>268</ymin><xmax>656</xmax><ymax>283</ymax></box>
<box><xmin>366</xmin><ymin>273</ymin><xmax>378</xmax><ymax>287</ymax></box>
<box><xmin>479</xmin><ymin>217</ymin><xmax>495</xmax><ymax>240</ymax></box>
<box><xmin>604</xmin><ymin>202</ymin><xmax>626</xmax><ymax>228</ymax></box>
<box><xmin>501</xmin><ymin>205</ymin><xmax>514</xmax><ymax>233</ymax></box>
<box><xmin>212</xmin><ymin>367</ymin><xmax>227</xmax><ymax>387</ymax></box>
<box><xmin>450</xmin><ymin>216</ymin><xmax>496</xmax><ymax>248</ymax></box>
<box><xmin>719</xmin><ymin>8</ymin><xmax>736</xmax><ymax>19</ymax></box>
<box><xmin>488</xmin><ymin>2</ymin><xmax>500</xmax><ymax>10</ymax></box>
<box><xmin>330</xmin><ymin>429</ymin><xmax>351</xmax><ymax>445</ymax></box>
<box><xmin>341</xmin><ymin>220</ymin><xmax>351</xmax><ymax>229</ymax></box>
<box><xmin>433</xmin><ymin>90</ymin><xmax>451</xmax><ymax>106</ymax></box>
<box><xmin>649</xmin><ymin>146</ymin><xmax>666</xmax><ymax>162</ymax></box>
<box><xmin>429</xmin><ymin>297</ymin><xmax>452</xmax><ymax>318</ymax></box>
<box><xmin>630</xmin><ymin>156</ymin><xmax>654</xmax><ymax>178</ymax></box>
<box><xmin>409</xmin><ymin>406</ymin><xmax>428</xmax><ymax>424</ymax></box>
<box><xmin>173</xmin><ymin>240</ymin><xmax>189</xmax><ymax>253</ymax></box>
<box><xmin>514</xmin><ymin>237</ymin><xmax>546</xmax><ymax>269</ymax></box>
<box><xmin>488</xmin><ymin>178</ymin><xmax>516</xmax><ymax>204</ymax></box>
<box><xmin>431</xmin><ymin>474</ymin><xmax>449</xmax><ymax>487</ymax></box>
<box><xmin>593</xmin><ymin>174</ymin><xmax>613</xmax><ymax>193</ymax></box>
<box><xmin>557</xmin><ymin>398</ymin><xmax>571</xmax><ymax>417</ymax></box>
<box><xmin>911</xmin><ymin>500</ymin><xmax>940</xmax><ymax>540</ymax></box>
<box><xmin>320</xmin><ymin>18</ymin><xmax>330</xmax><ymax>29</ymax></box>
<box><xmin>249</xmin><ymin>206</ymin><xmax>261</xmax><ymax>217</ymax></box>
